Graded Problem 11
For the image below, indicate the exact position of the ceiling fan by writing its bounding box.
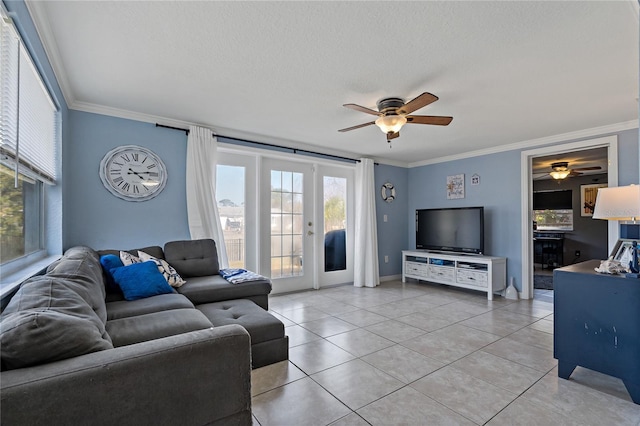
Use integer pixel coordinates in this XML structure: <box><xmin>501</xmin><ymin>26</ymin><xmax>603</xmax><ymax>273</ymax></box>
<box><xmin>535</xmin><ymin>161</ymin><xmax>602</xmax><ymax>180</ymax></box>
<box><xmin>338</xmin><ymin>92</ymin><xmax>453</xmax><ymax>143</ymax></box>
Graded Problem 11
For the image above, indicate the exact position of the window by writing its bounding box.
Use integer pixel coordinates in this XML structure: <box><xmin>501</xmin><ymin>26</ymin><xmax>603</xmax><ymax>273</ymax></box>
<box><xmin>533</xmin><ymin>209</ymin><xmax>574</xmax><ymax>231</ymax></box>
<box><xmin>0</xmin><ymin>10</ymin><xmax>59</xmax><ymax>290</ymax></box>
<box><xmin>0</xmin><ymin>163</ymin><xmax>42</xmax><ymax>263</ymax></box>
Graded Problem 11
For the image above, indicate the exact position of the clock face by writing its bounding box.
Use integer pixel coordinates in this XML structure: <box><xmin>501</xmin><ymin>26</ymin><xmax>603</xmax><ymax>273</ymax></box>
<box><xmin>99</xmin><ymin>145</ymin><xmax>167</xmax><ymax>201</ymax></box>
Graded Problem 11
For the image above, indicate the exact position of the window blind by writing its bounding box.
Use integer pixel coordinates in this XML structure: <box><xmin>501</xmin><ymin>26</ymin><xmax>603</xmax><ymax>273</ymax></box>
<box><xmin>0</xmin><ymin>14</ymin><xmax>58</xmax><ymax>184</ymax></box>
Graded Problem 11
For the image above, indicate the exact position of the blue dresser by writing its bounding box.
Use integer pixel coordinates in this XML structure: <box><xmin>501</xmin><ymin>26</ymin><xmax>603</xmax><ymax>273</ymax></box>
<box><xmin>554</xmin><ymin>260</ymin><xmax>640</xmax><ymax>404</ymax></box>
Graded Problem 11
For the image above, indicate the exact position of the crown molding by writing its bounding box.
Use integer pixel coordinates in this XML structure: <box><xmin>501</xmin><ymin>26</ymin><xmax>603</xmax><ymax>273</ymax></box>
<box><xmin>25</xmin><ymin>0</ymin><xmax>74</xmax><ymax>108</ymax></box>
<box><xmin>70</xmin><ymin>100</ymin><xmax>387</xmax><ymax>165</ymax></box>
<box><xmin>407</xmin><ymin>120</ymin><xmax>639</xmax><ymax>168</ymax></box>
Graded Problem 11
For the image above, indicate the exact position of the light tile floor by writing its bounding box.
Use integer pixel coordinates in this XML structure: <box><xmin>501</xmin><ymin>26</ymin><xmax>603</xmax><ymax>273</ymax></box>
<box><xmin>251</xmin><ymin>280</ymin><xmax>640</xmax><ymax>426</ymax></box>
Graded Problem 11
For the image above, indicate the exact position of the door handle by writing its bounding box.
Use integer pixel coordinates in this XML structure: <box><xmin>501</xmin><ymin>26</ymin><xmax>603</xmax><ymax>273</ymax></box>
<box><xmin>307</xmin><ymin>231</ymin><xmax>314</xmax><ymax>236</ymax></box>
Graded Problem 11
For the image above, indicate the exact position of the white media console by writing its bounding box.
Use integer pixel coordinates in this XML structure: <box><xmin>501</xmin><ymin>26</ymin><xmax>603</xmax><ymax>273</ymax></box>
<box><xmin>402</xmin><ymin>250</ymin><xmax>507</xmax><ymax>300</ymax></box>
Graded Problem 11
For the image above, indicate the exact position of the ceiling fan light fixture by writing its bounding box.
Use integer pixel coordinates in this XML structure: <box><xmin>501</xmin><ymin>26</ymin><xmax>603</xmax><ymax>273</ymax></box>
<box><xmin>375</xmin><ymin>114</ymin><xmax>407</xmax><ymax>134</ymax></box>
<box><xmin>550</xmin><ymin>170</ymin><xmax>571</xmax><ymax>180</ymax></box>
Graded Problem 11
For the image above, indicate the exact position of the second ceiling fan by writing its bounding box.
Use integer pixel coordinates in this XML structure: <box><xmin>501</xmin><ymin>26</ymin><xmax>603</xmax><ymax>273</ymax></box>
<box><xmin>536</xmin><ymin>161</ymin><xmax>603</xmax><ymax>180</ymax></box>
<box><xmin>338</xmin><ymin>92</ymin><xmax>453</xmax><ymax>143</ymax></box>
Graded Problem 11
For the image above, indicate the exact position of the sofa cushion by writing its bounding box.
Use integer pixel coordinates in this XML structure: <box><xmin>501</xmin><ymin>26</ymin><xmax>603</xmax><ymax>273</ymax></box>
<box><xmin>0</xmin><ymin>276</ymin><xmax>114</xmax><ymax>370</ymax></box>
<box><xmin>111</xmin><ymin>261</ymin><xmax>174</xmax><ymax>301</ymax></box>
<box><xmin>97</xmin><ymin>246</ymin><xmax>164</xmax><ymax>297</ymax></box>
<box><xmin>45</xmin><ymin>246</ymin><xmax>108</xmax><ymax>324</ymax></box>
<box><xmin>164</xmin><ymin>239</ymin><xmax>220</xmax><ymax>277</ymax></box>
<box><xmin>197</xmin><ymin>300</ymin><xmax>284</xmax><ymax>345</ymax></box>
<box><xmin>176</xmin><ymin>274</ymin><xmax>272</xmax><ymax>306</ymax></box>
<box><xmin>106</xmin><ymin>308</ymin><xmax>213</xmax><ymax>347</ymax></box>
<box><xmin>99</xmin><ymin>254</ymin><xmax>124</xmax><ymax>292</ymax></box>
<box><xmin>138</xmin><ymin>250</ymin><xmax>186</xmax><ymax>288</ymax></box>
<box><xmin>106</xmin><ymin>294</ymin><xmax>195</xmax><ymax>320</ymax></box>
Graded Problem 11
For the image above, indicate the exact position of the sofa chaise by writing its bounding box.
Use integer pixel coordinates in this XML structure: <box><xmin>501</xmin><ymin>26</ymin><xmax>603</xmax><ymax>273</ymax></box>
<box><xmin>0</xmin><ymin>239</ymin><xmax>288</xmax><ymax>425</ymax></box>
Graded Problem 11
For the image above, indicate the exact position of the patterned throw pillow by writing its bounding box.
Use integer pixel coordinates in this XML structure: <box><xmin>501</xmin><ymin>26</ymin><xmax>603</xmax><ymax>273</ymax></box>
<box><xmin>138</xmin><ymin>251</ymin><xmax>186</xmax><ymax>288</ymax></box>
<box><xmin>110</xmin><ymin>261</ymin><xmax>173</xmax><ymax>301</ymax></box>
<box><xmin>119</xmin><ymin>251</ymin><xmax>142</xmax><ymax>266</ymax></box>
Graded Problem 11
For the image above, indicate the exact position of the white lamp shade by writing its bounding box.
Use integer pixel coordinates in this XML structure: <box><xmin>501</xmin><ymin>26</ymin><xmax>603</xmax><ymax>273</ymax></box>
<box><xmin>592</xmin><ymin>185</ymin><xmax>640</xmax><ymax>221</ymax></box>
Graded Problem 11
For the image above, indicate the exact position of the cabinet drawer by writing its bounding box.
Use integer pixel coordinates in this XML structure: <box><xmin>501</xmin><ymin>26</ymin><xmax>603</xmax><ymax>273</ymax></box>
<box><xmin>406</xmin><ymin>261</ymin><xmax>429</xmax><ymax>277</ymax></box>
<box><xmin>428</xmin><ymin>265</ymin><xmax>455</xmax><ymax>283</ymax></box>
<box><xmin>457</xmin><ymin>269</ymin><xmax>488</xmax><ymax>287</ymax></box>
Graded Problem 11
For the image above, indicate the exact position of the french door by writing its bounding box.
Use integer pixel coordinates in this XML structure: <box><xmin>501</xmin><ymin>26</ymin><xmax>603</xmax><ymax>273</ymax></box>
<box><xmin>218</xmin><ymin>153</ymin><xmax>354</xmax><ymax>294</ymax></box>
<box><xmin>317</xmin><ymin>165</ymin><xmax>354</xmax><ymax>287</ymax></box>
<box><xmin>261</xmin><ymin>159</ymin><xmax>315</xmax><ymax>293</ymax></box>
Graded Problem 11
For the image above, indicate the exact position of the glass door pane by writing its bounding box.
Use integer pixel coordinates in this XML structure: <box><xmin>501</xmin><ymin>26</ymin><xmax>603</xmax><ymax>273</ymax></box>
<box><xmin>216</xmin><ymin>164</ymin><xmax>245</xmax><ymax>268</ymax></box>
<box><xmin>262</xmin><ymin>159</ymin><xmax>314</xmax><ymax>293</ymax></box>
<box><xmin>323</xmin><ymin>176</ymin><xmax>347</xmax><ymax>272</ymax></box>
<box><xmin>317</xmin><ymin>166</ymin><xmax>354</xmax><ymax>287</ymax></box>
<box><xmin>270</xmin><ymin>170</ymin><xmax>304</xmax><ymax>278</ymax></box>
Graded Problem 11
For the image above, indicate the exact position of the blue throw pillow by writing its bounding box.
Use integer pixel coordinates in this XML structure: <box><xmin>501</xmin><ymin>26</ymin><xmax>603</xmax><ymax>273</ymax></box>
<box><xmin>100</xmin><ymin>254</ymin><xmax>124</xmax><ymax>292</ymax></box>
<box><xmin>110</xmin><ymin>261</ymin><xmax>173</xmax><ymax>301</ymax></box>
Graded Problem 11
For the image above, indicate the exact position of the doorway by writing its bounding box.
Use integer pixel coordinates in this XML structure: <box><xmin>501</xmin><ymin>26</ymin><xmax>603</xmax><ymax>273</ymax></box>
<box><xmin>252</xmin><ymin>158</ymin><xmax>356</xmax><ymax>294</ymax></box>
<box><xmin>520</xmin><ymin>135</ymin><xmax>619</xmax><ymax>300</ymax></box>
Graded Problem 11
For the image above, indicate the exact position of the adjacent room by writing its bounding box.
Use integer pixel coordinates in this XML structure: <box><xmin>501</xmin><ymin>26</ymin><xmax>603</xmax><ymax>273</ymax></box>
<box><xmin>1</xmin><ymin>1</ymin><xmax>639</xmax><ymax>425</ymax></box>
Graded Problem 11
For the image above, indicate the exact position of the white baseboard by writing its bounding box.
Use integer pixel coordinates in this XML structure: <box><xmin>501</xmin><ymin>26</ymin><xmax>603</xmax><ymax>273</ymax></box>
<box><xmin>380</xmin><ymin>274</ymin><xmax>402</xmax><ymax>282</ymax></box>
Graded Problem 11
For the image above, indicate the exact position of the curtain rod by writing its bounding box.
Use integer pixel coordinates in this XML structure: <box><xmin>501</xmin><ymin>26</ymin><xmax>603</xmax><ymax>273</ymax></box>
<box><xmin>155</xmin><ymin>123</ymin><xmax>365</xmax><ymax>164</ymax></box>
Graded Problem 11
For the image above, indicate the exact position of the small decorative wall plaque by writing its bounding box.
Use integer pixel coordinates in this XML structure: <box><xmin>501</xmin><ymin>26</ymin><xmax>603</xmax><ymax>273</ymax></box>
<box><xmin>471</xmin><ymin>174</ymin><xmax>480</xmax><ymax>186</ymax></box>
<box><xmin>446</xmin><ymin>174</ymin><xmax>465</xmax><ymax>199</ymax></box>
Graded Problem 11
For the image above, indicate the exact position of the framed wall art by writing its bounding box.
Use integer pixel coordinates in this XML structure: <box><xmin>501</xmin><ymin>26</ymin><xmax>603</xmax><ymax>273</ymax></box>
<box><xmin>447</xmin><ymin>174</ymin><xmax>465</xmax><ymax>199</ymax></box>
<box><xmin>580</xmin><ymin>183</ymin><xmax>607</xmax><ymax>217</ymax></box>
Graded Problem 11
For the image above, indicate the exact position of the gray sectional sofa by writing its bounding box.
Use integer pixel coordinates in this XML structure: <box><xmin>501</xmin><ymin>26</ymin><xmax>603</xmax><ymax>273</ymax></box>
<box><xmin>0</xmin><ymin>239</ymin><xmax>288</xmax><ymax>426</ymax></box>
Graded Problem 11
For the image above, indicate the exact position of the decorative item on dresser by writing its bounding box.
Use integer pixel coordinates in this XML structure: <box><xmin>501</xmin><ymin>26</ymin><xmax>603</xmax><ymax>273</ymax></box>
<box><xmin>592</xmin><ymin>184</ymin><xmax>640</xmax><ymax>278</ymax></box>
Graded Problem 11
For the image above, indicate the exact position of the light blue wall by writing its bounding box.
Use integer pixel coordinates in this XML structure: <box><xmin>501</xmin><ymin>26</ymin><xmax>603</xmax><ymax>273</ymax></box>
<box><xmin>64</xmin><ymin>111</ymin><xmax>191</xmax><ymax>249</ymax></box>
<box><xmin>4</xmin><ymin>0</ymin><xmax>67</xmax><ymax>255</ymax></box>
<box><xmin>374</xmin><ymin>164</ymin><xmax>409</xmax><ymax>277</ymax></box>
<box><xmin>617</xmin><ymin>128</ymin><xmax>640</xmax><ymax>185</ymax></box>
<box><xmin>408</xmin><ymin>151</ymin><xmax>522</xmax><ymax>285</ymax></box>
<box><xmin>407</xmin><ymin>128</ymin><xmax>639</xmax><ymax>291</ymax></box>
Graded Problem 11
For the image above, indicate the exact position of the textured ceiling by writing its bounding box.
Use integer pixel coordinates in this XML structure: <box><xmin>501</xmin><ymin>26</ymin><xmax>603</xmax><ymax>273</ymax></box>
<box><xmin>27</xmin><ymin>1</ymin><xmax>639</xmax><ymax>166</ymax></box>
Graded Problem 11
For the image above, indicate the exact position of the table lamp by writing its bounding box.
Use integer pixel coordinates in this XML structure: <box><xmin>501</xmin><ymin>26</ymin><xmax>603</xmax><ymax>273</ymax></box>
<box><xmin>592</xmin><ymin>184</ymin><xmax>640</xmax><ymax>278</ymax></box>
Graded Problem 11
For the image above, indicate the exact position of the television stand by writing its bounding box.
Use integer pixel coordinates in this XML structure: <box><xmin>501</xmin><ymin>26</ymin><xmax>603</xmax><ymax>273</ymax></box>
<box><xmin>402</xmin><ymin>250</ymin><xmax>507</xmax><ymax>300</ymax></box>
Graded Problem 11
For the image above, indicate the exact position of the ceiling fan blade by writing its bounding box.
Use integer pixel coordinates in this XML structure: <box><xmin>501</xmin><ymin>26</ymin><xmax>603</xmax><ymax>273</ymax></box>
<box><xmin>397</xmin><ymin>92</ymin><xmax>438</xmax><ymax>115</ymax></box>
<box><xmin>343</xmin><ymin>103</ymin><xmax>381</xmax><ymax>116</ymax></box>
<box><xmin>569</xmin><ymin>170</ymin><xmax>583</xmax><ymax>176</ymax></box>
<box><xmin>572</xmin><ymin>166</ymin><xmax>602</xmax><ymax>171</ymax></box>
<box><xmin>406</xmin><ymin>115</ymin><xmax>453</xmax><ymax>126</ymax></box>
<box><xmin>387</xmin><ymin>132</ymin><xmax>400</xmax><ymax>140</ymax></box>
<box><xmin>338</xmin><ymin>121</ymin><xmax>376</xmax><ymax>132</ymax></box>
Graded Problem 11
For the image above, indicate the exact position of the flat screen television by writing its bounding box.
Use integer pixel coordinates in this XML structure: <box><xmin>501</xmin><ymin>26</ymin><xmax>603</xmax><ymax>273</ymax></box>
<box><xmin>416</xmin><ymin>207</ymin><xmax>484</xmax><ymax>255</ymax></box>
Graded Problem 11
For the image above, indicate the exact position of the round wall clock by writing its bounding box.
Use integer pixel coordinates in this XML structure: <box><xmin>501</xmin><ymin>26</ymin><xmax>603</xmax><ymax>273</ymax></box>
<box><xmin>381</xmin><ymin>182</ymin><xmax>396</xmax><ymax>203</ymax></box>
<box><xmin>99</xmin><ymin>145</ymin><xmax>167</xmax><ymax>201</ymax></box>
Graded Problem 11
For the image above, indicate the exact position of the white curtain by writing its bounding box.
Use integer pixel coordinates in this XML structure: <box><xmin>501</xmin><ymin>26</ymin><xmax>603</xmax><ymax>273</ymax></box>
<box><xmin>186</xmin><ymin>125</ymin><xmax>229</xmax><ymax>269</ymax></box>
<box><xmin>354</xmin><ymin>158</ymin><xmax>379</xmax><ymax>287</ymax></box>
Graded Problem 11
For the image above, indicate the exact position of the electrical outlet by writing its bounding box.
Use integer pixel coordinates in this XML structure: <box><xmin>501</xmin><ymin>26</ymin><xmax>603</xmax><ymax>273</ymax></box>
<box><xmin>383</xmin><ymin>214</ymin><xmax>388</xmax><ymax>222</ymax></box>
<box><xmin>384</xmin><ymin>255</ymin><xmax>389</xmax><ymax>263</ymax></box>
<box><xmin>575</xmin><ymin>250</ymin><xmax>581</xmax><ymax>257</ymax></box>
